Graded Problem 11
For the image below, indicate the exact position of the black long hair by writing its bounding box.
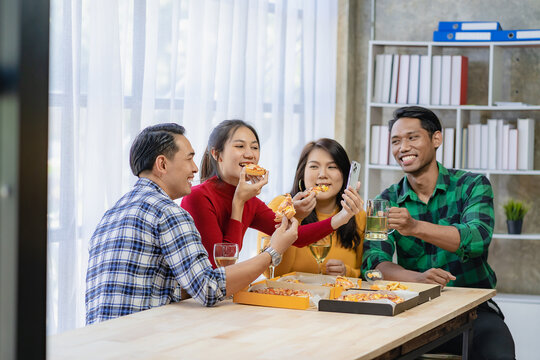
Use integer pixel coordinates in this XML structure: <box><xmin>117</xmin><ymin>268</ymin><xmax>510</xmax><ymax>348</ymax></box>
<box><xmin>290</xmin><ymin>138</ymin><xmax>361</xmax><ymax>250</ymax></box>
<box><xmin>200</xmin><ymin>120</ymin><xmax>260</xmax><ymax>182</ymax></box>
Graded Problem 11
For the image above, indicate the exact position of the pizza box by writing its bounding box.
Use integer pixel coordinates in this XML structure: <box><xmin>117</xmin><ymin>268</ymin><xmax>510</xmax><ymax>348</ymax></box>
<box><xmin>318</xmin><ymin>289</ymin><xmax>420</xmax><ymax>316</ymax></box>
<box><xmin>274</xmin><ymin>272</ymin><xmax>362</xmax><ymax>297</ymax></box>
<box><xmin>233</xmin><ymin>279</ymin><xmax>333</xmax><ymax>310</ymax></box>
<box><xmin>362</xmin><ymin>280</ymin><xmax>440</xmax><ymax>305</ymax></box>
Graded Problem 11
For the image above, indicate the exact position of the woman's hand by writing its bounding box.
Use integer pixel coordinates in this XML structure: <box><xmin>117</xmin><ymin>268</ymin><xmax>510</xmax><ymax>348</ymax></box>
<box><xmin>292</xmin><ymin>190</ymin><xmax>316</xmax><ymax>221</ymax></box>
<box><xmin>231</xmin><ymin>168</ymin><xmax>268</xmax><ymax>222</ymax></box>
<box><xmin>325</xmin><ymin>259</ymin><xmax>347</xmax><ymax>276</ymax></box>
<box><xmin>331</xmin><ymin>183</ymin><xmax>364</xmax><ymax>229</ymax></box>
<box><xmin>234</xmin><ymin>167</ymin><xmax>268</xmax><ymax>204</ymax></box>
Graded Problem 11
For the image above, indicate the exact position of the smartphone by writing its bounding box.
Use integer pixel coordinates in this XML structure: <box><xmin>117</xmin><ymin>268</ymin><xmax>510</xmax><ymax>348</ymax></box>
<box><xmin>346</xmin><ymin>161</ymin><xmax>361</xmax><ymax>189</ymax></box>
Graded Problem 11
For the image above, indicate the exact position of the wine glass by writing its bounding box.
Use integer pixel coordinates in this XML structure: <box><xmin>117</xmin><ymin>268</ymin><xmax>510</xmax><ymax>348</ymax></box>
<box><xmin>259</xmin><ymin>236</ymin><xmax>275</xmax><ymax>279</ymax></box>
<box><xmin>308</xmin><ymin>235</ymin><xmax>332</xmax><ymax>274</ymax></box>
<box><xmin>213</xmin><ymin>243</ymin><xmax>239</xmax><ymax>267</ymax></box>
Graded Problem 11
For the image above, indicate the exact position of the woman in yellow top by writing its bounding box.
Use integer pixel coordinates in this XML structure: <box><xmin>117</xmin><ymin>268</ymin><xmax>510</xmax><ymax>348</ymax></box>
<box><xmin>259</xmin><ymin>138</ymin><xmax>366</xmax><ymax>278</ymax></box>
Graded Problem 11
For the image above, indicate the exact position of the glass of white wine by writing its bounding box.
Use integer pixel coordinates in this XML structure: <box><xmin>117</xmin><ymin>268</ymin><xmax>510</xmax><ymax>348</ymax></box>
<box><xmin>259</xmin><ymin>236</ymin><xmax>275</xmax><ymax>279</ymax></box>
<box><xmin>309</xmin><ymin>235</ymin><xmax>332</xmax><ymax>274</ymax></box>
<box><xmin>213</xmin><ymin>243</ymin><xmax>239</xmax><ymax>267</ymax></box>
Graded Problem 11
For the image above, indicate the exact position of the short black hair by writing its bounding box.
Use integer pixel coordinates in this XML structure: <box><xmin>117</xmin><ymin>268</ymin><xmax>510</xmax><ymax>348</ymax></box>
<box><xmin>389</xmin><ymin>106</ymin><xmax>442</xmax><ymax>137</ymax></box>
<box><xmin>129</xmin><ymin>123</ymin><xmax>185</xmax><ymax>176</ymax></box>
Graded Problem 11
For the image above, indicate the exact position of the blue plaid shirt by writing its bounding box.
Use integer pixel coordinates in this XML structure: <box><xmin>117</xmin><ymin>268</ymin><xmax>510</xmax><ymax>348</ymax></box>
<box><xmin>86</xmin><ymin>178</ymin><xmax>226</xmax><ymax>324</ymax></box>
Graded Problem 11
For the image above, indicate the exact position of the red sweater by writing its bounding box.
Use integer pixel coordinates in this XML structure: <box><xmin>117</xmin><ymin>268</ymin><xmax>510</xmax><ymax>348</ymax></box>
<box><xmin>181</xmin><ymin>176</ymin><xmax>333</xmax><ymax>267</ymax></box>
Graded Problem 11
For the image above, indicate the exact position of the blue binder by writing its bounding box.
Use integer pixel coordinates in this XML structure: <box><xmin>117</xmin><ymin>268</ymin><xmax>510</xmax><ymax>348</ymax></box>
<box><xmin>433</xmin><ymin>30</ymin><xmax>496</xmax><ymax>42</ymax></box>
<box><xmin>492</xmin><ymin>29</ymin><xmax>540</xmax><ymax>41</ymax></box>
<box><xmin>434</xmin><ymin>29</ymin><xmax>540</xmax><ymax>42</ymax></box>
<box><xmin>438</xmin><ymin>21</ymin><xmax>502</xmax><ymax>31</ymax></box>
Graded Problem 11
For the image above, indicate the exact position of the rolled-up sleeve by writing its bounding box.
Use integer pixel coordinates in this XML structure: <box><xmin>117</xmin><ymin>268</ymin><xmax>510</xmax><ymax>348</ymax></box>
<box><xmin>158</xmin><ymin>207</ymin><xmax>227</xmax><ymax>306</ymax></box>
<box><xmin>361</xmin><ymin>237</ymin><xmax>395</xmax><ymax>279</ymax></box>
<box><xmin>452</xmin><ymin>175</ymin><xmax>494</xmax><ymax>262</ymax></box>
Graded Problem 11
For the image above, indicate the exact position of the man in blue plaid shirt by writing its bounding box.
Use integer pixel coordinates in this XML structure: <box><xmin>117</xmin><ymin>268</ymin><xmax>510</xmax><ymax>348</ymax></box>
<box><xmin>86</xmin><ymin>123</ymin><xmax>298</xmax><ymax>324</ymax></box>
<box><xmin>362</xmin><ymin>107</ymin><xmax>515</xmax><ymax>359</ymax></box>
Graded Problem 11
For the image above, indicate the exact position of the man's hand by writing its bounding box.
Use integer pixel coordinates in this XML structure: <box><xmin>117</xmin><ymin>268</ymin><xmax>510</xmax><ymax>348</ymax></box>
<box><xmin>292</xmin><ymin>190</ymin><xmax>316</xmax><ymax>221</ymax></box>
<box><xmin>388</xmin><ymin>207</ymin><xmax>419</xmax><ymax>236</ymax></box>
<box><xmin>270</xmin><ymin>216</ymin><xmax>299</xmax><ymax>254</ymax></box>
<box><xmin>418</xmin><ymin>268</ymin><xmax>456</xmax><ymax>287</ymax></box>
<box><xmin>325</xmin><ymin>259</ymin><xmax>347</xmax><ymax>276</ymax></box>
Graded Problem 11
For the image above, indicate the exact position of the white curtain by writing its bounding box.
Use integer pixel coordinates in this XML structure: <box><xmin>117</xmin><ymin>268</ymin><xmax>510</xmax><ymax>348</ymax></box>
<box><xmin>48</xmin><ymin>0</ymin><xmax>337</xmax><ymax>334</ymax></box>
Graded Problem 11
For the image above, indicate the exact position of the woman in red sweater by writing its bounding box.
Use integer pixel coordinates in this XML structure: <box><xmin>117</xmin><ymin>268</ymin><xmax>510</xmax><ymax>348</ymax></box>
<box><xmin>181</xmin><ymin>120</ymin><xmax>362</xmax><ymax>268</ymax></box>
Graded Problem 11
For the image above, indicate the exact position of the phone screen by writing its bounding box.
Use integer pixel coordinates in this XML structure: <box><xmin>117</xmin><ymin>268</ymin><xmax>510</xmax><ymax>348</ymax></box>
<box><xmin>346</xmin><ymin>161</ymin><xmax>361</xmax><ymax>189</ymax></box>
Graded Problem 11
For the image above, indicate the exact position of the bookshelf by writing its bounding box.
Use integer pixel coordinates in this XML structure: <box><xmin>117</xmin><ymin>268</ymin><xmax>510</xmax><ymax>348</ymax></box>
<box><xmin>364</xmin><ymin>40</ymin><xmax>540</xmax><ymax>240</ymax></box>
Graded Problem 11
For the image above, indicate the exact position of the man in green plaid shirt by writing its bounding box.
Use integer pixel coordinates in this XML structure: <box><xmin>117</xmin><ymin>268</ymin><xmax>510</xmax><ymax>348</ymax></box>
<box><xmin>362</xmin><ymin>106</ymin><xmax>515</xmax><ymax>359</ymax></box>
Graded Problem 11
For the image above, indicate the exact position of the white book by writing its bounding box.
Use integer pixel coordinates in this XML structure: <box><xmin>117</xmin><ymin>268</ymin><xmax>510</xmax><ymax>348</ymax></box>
<box><xmin>396</xmin><ymin>54</ymin><xmax>410</xmax><ymax>104</ymax></box>
<box><xmin>461</xmin><ymin>128</ymin><xmax>468</xmax><ymax>168</ymax></box>
<box><xmin>370</xmin><ymin>126</ymin><xmax>381</xmax><ymax>164</ymax></box>
<box><xmin>480</xmin><ymin>124</ymin><xmax>488</xmax><ymax>169</ymax></box>
<box><xmin>418</xmin><ymin>55</ymin><xmax>430</xmax><ymax>105</ymax></box>
<box><xmin>389</xmin><ymin>54</ymin><xmax>400</xmax><ymax>103</ymax></box>
<box><xmin>450</xmin><ymin>56</ymin><xmax>468</xmax><ymax>105</ymax></box>
<box><xmin>496</xmin><ymin>119</ymin><xmax>504</xmax><ymax>169</ymax></box>
<box><xmin>440</xmin><ymin>55</ymin><xmax>452</xmax><ymax>106</ymax></box>
<box><xmin>508</xmin><ymin>129</ymin><xmax>518</xmax><ymax>170</ymax></box>
<box><xmin>443</xmin><ymin>128</ymin><xmax>455</xmax><ymax>168</ymax></box>
<box><xmin>407</xmin><ymin>54</ymin><xmax>420</xmax><ymax>104</ymax></box>
<box><xmin>389</xmin><ymin>148</ymin><xmax>398</xmax><ymax>166</ymax></box>
<box><xmin>502</xmin><ymin>124</ymin><xmax>510</xmax><ymax>170</ymax></box>
<box><xmin>373</xmin><ymin>54</ymin><xmax>385</xmax><ymax>102</ymax></box>
<box><xmin>467</xmin><ymin>124</ymin><xmax>474</xmax><ymax>169</ymax></box>
<box><xmin>382</xmin><ymin>54</ymin><xmax>393</xmax><ymax>103</ymax></box>
<box><xmin>473</xmin><ymin>124</ymin><xmax>482</xmax><ymax>169</ymax></box>
<box><xmin>487</xmin><ymin>119</ymin><xmax>498</xmax><ymax>170</ymax></box>
<box><xmin>436</xmin><ymin>142</ymin><xmax>443</xmax><ymax>164</ymax></box>
<box><xmin>431</xmin><ymin>56</ymin><xmax>442</xmax><ymax>105</ymax></box>
<box><xmin>378</xmin><ymin>125</ymin><xmax>389</xmax><ymax>165</ymax></box>
<box><xmin>517</xmin><ymin>118</ymin><xmax>535</xmax><ymax>170</ymax></box>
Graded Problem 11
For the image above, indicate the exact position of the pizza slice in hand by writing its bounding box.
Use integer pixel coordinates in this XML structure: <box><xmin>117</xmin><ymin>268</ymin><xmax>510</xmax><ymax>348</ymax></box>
<box><xmin>274</xmin><ymin>193</ymin><xmax>296</xmax><ymax>222</ymax></box>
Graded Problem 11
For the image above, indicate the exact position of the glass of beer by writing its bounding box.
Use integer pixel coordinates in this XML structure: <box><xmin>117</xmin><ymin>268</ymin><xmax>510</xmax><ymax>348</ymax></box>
<box><xmin>365</xmin><ymin>199</ymin><xmax>394</xmax><ymax>241</ymax></box>
<box><xmin>213</xmin><ymin>243</ymin><xmax>239</xmax><ymax>267</ymax></box>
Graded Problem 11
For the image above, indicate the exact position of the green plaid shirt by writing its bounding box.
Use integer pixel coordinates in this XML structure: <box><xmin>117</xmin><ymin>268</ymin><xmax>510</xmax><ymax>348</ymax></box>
<box><xmin>362</xmin><ymin>163</ymin><xmax>497</xmax><ymax>289</ymax></box>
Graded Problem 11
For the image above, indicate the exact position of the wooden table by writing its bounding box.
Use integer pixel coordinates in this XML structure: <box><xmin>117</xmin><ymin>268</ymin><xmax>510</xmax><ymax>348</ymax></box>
<box><xmin>48</xmin><ymin>287</ymin><xmax>495</xmax><ymax>360</ymax></box>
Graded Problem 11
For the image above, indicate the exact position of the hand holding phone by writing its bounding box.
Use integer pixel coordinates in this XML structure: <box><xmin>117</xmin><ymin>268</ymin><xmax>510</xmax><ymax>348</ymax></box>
<box><xmin>346</xmin><ymin>161</ymin><xmax>361</xmax><ymax>190</ymax></box>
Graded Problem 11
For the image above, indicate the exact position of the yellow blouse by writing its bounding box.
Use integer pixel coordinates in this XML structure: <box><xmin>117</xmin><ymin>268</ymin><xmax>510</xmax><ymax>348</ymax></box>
<box><xmin>258</xmin><ymin>195</ymin><xmax>366</xmax><ymax>278</ymax></box>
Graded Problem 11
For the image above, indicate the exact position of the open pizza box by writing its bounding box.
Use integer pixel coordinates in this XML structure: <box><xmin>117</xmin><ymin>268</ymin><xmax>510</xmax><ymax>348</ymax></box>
<box><xmin>318</xmin><ymin>289</ymin><xmax>420</xmax><ymax>316</ymax></box>
<box><xmin>233</xmin><ymin>279</ymin><xmax>333</xmax><ymax>310</ymax></box>
<box><xmin>274</xmin><ymin>272</ymin><xmax>362</xmax><ymax>296</ymax></box>
<box><xmin>363</xmin><ymin>280</ymin><xmax>441</xmax><ymax>305</ymax></box>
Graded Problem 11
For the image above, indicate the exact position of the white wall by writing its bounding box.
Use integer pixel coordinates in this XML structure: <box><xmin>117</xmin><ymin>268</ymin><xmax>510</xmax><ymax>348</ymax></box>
<box><xmin>494</xmin><ymin>293</ymin><xmax>540</xmax><ymax>360</ymax></box>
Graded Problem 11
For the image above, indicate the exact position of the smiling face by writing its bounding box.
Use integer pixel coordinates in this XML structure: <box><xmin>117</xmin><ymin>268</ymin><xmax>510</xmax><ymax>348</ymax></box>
<box><xmin>162</xmin><ymin>134</ymin><xmax>198</xmax><ymax>199</ymax></box>
<box><xmin>390</xmin><ymin>117</ymin><xmax>442</xmax><ymax>176</ymax></box>
<box><xmin>303</xmin><ymin>148</ymin><xmax>343</xmax><ymax>203</ymax></box>
<box><xmin>214</xmin><ymin>126</ymin><xmax>260</xmax><ymax>185</ymax></box>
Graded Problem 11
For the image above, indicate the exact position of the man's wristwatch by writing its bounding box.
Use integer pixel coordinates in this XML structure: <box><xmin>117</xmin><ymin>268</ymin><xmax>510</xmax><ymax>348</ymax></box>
<box><xmin>263</xmin><ymin>246</ymin><xmax>282</xmax><ymax>267</ymax></box>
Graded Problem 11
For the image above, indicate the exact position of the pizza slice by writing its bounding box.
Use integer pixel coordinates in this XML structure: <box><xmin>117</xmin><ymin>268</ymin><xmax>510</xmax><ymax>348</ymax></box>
<box><xmin>335</xmin><ymin>276</ymin><xmax>355</xmax><ymax>290</ymax></box>
<box><xmin>310</xmin><ymin>185</ymin><xmax>329</xmax><ymax>194</ymax></box>
<box><xmin>244</xmin><ymin>163</ymin><xmax>267</xmax><ymax>176</ymax></box>
<box><xmin>274</xmin><ymin>193</ymin><xmax>296</xmax><ymax>222</ymax></box>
